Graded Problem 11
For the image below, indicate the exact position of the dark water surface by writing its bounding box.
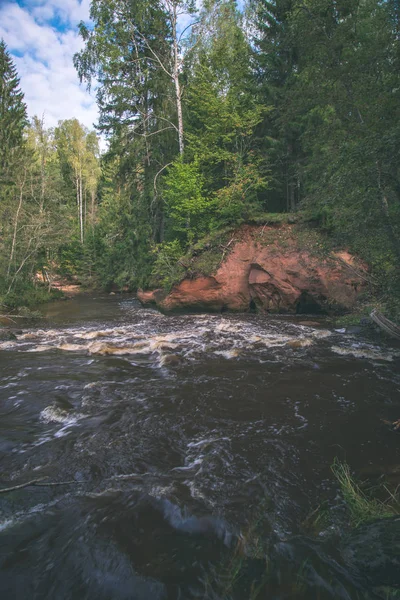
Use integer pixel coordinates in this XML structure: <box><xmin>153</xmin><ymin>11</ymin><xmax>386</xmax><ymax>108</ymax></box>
<box><xmin>0</xmin><ymin>295</ymin><xmax>399</xmax><ymax>599</ymax></box>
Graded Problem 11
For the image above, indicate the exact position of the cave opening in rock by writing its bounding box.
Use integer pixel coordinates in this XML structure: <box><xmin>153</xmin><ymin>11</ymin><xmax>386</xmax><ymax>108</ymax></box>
<box><xmin>249</xmin><ymin>298</ymin><xmax>257</xmax><ymax>313</ymax></box>
<box><xmin>296</xmin><ymin>292</ymin><xmax>327</xmax><ymax>315</ymax></box>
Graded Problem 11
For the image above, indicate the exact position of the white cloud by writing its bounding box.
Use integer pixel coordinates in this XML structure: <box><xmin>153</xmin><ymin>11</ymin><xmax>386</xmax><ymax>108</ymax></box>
<box><xmin>0</xmin><ymin>0</ymin><xmax>99</xmax><ymax>133</ymax></box>
<box><xmin>31</xmin><ymin>0</ymin><xmax>92</xmax><ymax>25</ymax></box>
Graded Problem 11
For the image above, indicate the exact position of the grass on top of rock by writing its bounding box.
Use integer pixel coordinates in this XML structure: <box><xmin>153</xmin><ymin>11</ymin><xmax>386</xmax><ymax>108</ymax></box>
<box><xmin>332</xmin><ymin>459</ymin><xmax>400</xmax><ymax>527</ymax></box>
<box><xmin>246</xmin><ymin>212</ymin><xmax>300</xmax><ymax>226</ymax></box>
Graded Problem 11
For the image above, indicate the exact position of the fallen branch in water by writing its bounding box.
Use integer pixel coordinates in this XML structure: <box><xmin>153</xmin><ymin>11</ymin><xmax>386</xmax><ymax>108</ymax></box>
<box><xmin>0</xmin><ymin>477</ymin><xmax>49</xmax><ymax>493</ymax></box>
<box><xmin>0</xmin><ymin>314</ymin><xmax>17</xmax><ymax>324</ymax></box>
<box><xmin>0</xmin><ymin>469</ymin><xmax>189</xmax><ymax>495</ymax></box>
<box><xmin>0</xmin><ymin>477</ymin><xmax>84</xmax><ymax>494</ymax></box>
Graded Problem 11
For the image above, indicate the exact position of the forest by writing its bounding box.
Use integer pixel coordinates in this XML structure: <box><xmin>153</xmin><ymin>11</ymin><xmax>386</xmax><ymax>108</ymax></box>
<box><xmin>1</xmin><ymin>0</ymin><xmax>400</xmax><ymax>316</ymax></box>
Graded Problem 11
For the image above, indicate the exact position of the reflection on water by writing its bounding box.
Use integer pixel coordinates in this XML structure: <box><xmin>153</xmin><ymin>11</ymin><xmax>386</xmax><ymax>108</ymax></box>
<box><xmin>0</xmin><ymin>295</ymin><xmax>399</xmax><ymax>599</ymax></box>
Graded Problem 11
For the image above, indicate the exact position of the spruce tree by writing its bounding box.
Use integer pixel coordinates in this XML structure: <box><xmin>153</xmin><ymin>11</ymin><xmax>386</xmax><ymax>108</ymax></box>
<box><xmin>250</xmin><ymin>0</ymin><xmax>302</xmax><ymax>212</ymax></box>
<box><xmin>0</xmin><ymin>39</ymin><xmax>27</xmax><ymax>176</ymax></box>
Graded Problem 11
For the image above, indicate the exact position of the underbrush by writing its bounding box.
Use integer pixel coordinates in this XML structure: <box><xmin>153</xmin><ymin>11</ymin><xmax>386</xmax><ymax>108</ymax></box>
<box><xmin>0</xmin><ymin>282</ymin><xmax>63</xmax><ymax>312</ymax></box>
<box><xmin>149</xmin><ymin>227</ymin><xmax>235</xmax><ymax>290</ymax></box>
<box><xmin>246</xmin><ymin>212</ymin><xmax>300</xmax><ymax>226</ymax></box>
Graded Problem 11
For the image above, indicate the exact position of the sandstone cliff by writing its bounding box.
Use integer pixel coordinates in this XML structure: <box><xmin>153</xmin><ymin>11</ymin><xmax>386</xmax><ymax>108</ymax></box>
<box><xmin>138</xmin><ymin>225</ymin><xmax>368</xmax><ymax>313</ymax></box>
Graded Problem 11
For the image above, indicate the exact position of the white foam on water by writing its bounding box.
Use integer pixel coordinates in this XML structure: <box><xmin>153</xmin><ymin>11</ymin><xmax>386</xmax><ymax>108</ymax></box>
<box><xmin>293</xmin><ymin>401</ymin><xmax>308</xmax><ymax>430</ymax></box>
<box><xmin>0</xmin><ymin>518</ymin><xmax>14</xmax><ymax>532</ymax></box>
<box><xmin>0</xmin><ymin>341</ymin><xmax>16</xmax><ymax>350</ymax></box>
<box><xmin>310</xmin><ymin>329</ymin><xmax>332</xmax><ymax>339</ymax></box>
<box><xmin>214</xmin><ymin>349</ymin><xmax>241</xmax><ymax>359</ymax></box>
<box><xmin>27</xmin><ymin>345</ymin><xmax>54</xmax><ymax>353</ymax></box>
<box><xmin>40</xmin><ymin>405</ymin><xmax>83</xmax><ymax>426</ymax></box>
<box><xmin>331</xmin><ymin>345</ymin><xmax>398</xmax><ymax>362</ymax></box>
<box><xmin>215</xmin><ymin>321</ymin><xmax>243</xmax><ymax>333</ymax></box>
<box><xmin>57</xmin><ymin>343</ymin><xmax>86</xmax><ymax>352</ymax></box>
<box><xmin>171</xmin><ymin>457</ymin><xmax>204</xmax><ymax>472</ymax></box>
<box><xmin>187</xmin><ymin>437</ymin><xmax>231</xmax><ymax>449</ymax></box>
<box><xmin>286</xmin><ymin>338</ymin><xmax>313</xmax><ymax>349</ymax></box>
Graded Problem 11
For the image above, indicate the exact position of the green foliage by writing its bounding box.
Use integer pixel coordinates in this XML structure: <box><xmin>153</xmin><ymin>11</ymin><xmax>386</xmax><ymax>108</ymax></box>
<box><xmin>163</xmin><ymin>159</ymin><xmax>211</xmax><ymax>241</ymax></box>
<box><xmin>0</xmin><ymin>43</ymin><xmax>100</xmax><ymax>308</ymax></box>
<box><xmin>90</xmin><ymin>155</ymin><xmax>155</xmax><ymax>290</ymax></box>
<box><xmin>185</xmin><ymin>46</ymin><xmax>271</xmax><ymax>226</ymax></box>
<box><xmin>150</xmin><ymin>240</ymin><xmax>186</xmax><ymax>290</ymax></box>
<box><xmin>331</xmin><ymin>459</ymin><xmax>399</xmax><ymax>527</ymax></box>
<box><xmin>0</xmin><ymin>40</ymin><xmax>27</xmax><ymax>178</ymax></box>
<box><xmin>3</xmin><ymin>0</ymin><xmax>400</xmax><ymax>311</ymax></box>
<box><xmin>286</xmin><ymin>0</ymin><xmax>400</xmax><ymax>299</ymax></box>
<box><xmin>247</xmin><ymin>212</ymin><xmax>299</xmax><ymax>225</ymax></box>
<box><xmin>212</xmin><ymin>155</ymin><xmax>270</xmax><ymax>226</ymax></box>
<box><xmin>0</xmin><ymin>281</ymin><xmax>62</xmax><ymax>310</ymax></box>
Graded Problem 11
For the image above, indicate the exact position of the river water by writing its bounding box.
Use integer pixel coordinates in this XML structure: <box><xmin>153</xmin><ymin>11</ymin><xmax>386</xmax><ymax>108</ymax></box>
<box><xmin>0</xmin><ymin>295</ymin><xmax>399</xmax><ymax>599</ymax></box>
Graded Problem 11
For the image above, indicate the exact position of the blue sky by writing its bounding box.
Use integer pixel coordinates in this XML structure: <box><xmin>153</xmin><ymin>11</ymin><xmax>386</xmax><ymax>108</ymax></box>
<box><xmin>0</xmin><ymin>0</ymin><xmax>98</xmax><ymax>130</ymax></box>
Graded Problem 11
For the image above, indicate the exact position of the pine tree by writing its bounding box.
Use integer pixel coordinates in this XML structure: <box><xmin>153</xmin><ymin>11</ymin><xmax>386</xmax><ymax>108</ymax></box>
<box><xmin>0</xmin><ymin>40</ymin><xmax>27</xmax><ymax>177</ymax></box>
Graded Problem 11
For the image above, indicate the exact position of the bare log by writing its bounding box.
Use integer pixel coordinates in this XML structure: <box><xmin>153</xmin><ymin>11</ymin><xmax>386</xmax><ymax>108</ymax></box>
<box><xmin>370</xmin><ymin>309</ymin><xmax>400</xmax><ymax>340</ymax></box>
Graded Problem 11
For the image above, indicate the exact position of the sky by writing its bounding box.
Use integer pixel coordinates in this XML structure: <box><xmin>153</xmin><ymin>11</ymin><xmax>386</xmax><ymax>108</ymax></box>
<box><xmin>0</xmin><ymin>0</ymin><xmax>98</xmax><ymax>131</ymax></box>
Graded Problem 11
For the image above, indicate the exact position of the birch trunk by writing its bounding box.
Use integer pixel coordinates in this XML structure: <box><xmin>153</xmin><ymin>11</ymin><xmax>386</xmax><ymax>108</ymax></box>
<box><xmin>76</xmin><ymin>174</ymin><xmax>80</xmax><ymax>238</ymax></box>
<box><xmin>171</xmin><ymin>4</ymin><xmax>184</xmax><ymax>155</ymax></box>
<box><xmin>7</xmin><ymin>168</ymin><xmax>27</xmax><ymax>277</ymax></box>
<box><xmin>79</xmin><ymin>168</ymin><xmax>84</xmax><ymax>244</ymax></box>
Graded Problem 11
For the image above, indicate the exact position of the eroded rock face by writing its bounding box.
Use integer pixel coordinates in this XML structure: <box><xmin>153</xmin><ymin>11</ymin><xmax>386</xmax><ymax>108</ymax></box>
<box><xmin>136</xmin><ymin>289</ymin><xmax>165</xmax><ymax>306</ymax></box>
<box><xmin>139</xmin><ymin>226</ymin><xmax>367</xmax><ymax>313</ymax></box>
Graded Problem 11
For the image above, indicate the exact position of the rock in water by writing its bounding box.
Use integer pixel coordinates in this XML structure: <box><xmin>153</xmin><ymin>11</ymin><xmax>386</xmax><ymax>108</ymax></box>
<box><xmin>341</xmin><ymin>516</ymin><xmax>400</xmax><ymax>588</ymax></box>
<box><xmin>160</xmin><ymin>354</ymin><xmax>182</xmax><ymax>367</ymax></box>
<box><xmin>0</xmin><ymin>330</ymin><xmax>17</xmax><ymax>341</ymax></box>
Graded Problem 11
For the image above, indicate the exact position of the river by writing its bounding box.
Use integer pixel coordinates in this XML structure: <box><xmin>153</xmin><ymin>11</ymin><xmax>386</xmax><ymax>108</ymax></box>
<box><xmin>0</xmin><ymin>294</ymin><xmax>399</xmax><ymax>599</ymax></box>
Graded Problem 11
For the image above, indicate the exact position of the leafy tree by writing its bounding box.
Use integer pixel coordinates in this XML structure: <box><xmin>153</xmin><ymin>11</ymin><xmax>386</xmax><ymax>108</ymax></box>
<box><xmin>73</xmin><ymin>0</ymin><xmax>195</xmax><ymax>246</ymax></box>
<box><xmin>163</xmin><ymin>159</ymin><xmax>210</xmax><ymax>241</ymax></box>
<box><xmin>1</xmin><ymin>118</ymin><xmax>70</xmax><ymax>299</ymax></box>
<box><xmin>75</xmin><ymin>0</ymin><xmax>196</xmax><ymax>157</ymax></box>
<box><xmin>55</xmin><ymin>119</ymin><xmax>100</xmax><ymax>244</ymax></box>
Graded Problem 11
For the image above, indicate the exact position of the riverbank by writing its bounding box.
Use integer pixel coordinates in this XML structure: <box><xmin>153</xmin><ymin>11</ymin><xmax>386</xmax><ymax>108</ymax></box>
<box><xmin>0</xmin><ymin>275</ymin><xmax>89</xmax><ymax>326</ymax></box>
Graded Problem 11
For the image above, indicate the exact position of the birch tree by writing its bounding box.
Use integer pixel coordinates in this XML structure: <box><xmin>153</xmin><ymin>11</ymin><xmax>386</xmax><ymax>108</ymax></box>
<box><xmin>74</xmin><ymin>0</ymin><xmax>197</xmax><ymax>157</ymax></box>
<box><xmin>54</xmin><ymin>120</ymin><xmax>100</xmax><ymax>244</ymax></box>
<box><xmin>55</xmin><ymin>119</ymin><xmax>86</xmax><ymax>243</ymax></box>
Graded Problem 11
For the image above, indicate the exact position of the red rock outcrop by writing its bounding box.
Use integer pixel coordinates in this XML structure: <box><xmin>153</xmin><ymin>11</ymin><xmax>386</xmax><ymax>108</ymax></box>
<box><xmin>138</xmin><ymin>226</ymin><xmax>368</xmax><ymax>313</ymax></box>
<box><xmin>136</xmin><ymin>288</ymin><xmax>164</xmax><ymax>305</ymax></box>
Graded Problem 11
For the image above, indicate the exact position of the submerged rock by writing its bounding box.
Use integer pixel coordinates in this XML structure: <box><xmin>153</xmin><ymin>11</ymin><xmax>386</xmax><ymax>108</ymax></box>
<box><xmin>138</xmin><ymin>225</ymin><xmax>367</xmax><ymax>314</ymax></box>
<box><xmin>345</xmin><ymin>325</ymin><xmax>363</xmax><ymax>335</ymax></box>
<box><xmin>341</xmin><ymin>516</ymin><xmax>400</xmax><ymax>588</ymax></box>
<box><xmin>159</xmin><ymin>354</ymin><xmax>182</xmax><ymax>367</ymax></box>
